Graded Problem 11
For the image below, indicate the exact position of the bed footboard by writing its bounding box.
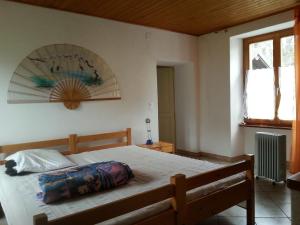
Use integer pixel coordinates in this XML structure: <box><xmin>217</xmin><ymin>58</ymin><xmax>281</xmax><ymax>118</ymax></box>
<box><xmin>33</xmin><ymin>182</ymin><xmax>178</xmax><ymax>225</ymax></box>
<box><xmin>33</xmin><ymin>155</ymin><xmax>254</xmax><ymax>225</ymax></box>
<box><xmin>184</xmin><ymin>154</ymin><xmax>255</xmax><ymax>225</ymax></box>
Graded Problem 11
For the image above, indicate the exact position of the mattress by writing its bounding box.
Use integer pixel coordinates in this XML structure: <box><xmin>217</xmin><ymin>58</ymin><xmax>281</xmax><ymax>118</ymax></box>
<box><xmin>0</xmin><ymin>145</ymin><xmax>245</xmax><ymax>225</ymax></box>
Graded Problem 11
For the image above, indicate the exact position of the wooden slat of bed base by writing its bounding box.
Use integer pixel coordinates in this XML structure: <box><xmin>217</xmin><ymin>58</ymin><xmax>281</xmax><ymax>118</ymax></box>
<box><xmin>0</xmin><ymin>138</ymin><xmax>69</xmax><ymax>154</ymax></box>
<box><xmin>185</xmin><ymin>180</ymin><xmax>251</xmax><ymax>225</ymax></box>
<box><xmin>34</xmin><ymin>184</ymin><xmax>175</xmax><ymax>225</ymax></box>
<box><xmin>186</xmin><ymin>160</ymin><xmax>250</xmax><ymax>191</ymax></box>
<box><xmin>133</xmin><ymin>209</ymin><xmax>176</xmax><ymax>225</ymax></box>
<box><xmin>77</xmin><ymin>142</ymin><xmax>128</xmax><ymax>153</ymax></box>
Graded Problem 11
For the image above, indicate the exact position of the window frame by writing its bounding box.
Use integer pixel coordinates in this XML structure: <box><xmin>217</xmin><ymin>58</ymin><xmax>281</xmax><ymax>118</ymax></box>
<box><xmin>243</xmin><ymin>28</ymin><xmax>294</xmax><ymax>128</ymax></box>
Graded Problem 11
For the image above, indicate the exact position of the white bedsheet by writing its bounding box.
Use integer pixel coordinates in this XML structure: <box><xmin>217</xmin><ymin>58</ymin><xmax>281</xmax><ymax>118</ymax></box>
<box><xmin>0</xmin><ymin>145</ymin><xmax>245</xmax><ymax>225</ymax></box>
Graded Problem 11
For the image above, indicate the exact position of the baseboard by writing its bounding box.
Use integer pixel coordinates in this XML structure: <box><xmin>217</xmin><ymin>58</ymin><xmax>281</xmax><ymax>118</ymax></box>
<box><xmin>176</xmin><ymin>149</ymin><xmax>291</xmax><ymax>171</ymax></box>
<box><xmin>176</xmin><ymin>149</ymin><xmax>201</xmax><ymax>158</ymax></box>
<box><xmin>176</xmin><ymin>149</ymin><xmax>245</xmax><ymax>162</ymax></box>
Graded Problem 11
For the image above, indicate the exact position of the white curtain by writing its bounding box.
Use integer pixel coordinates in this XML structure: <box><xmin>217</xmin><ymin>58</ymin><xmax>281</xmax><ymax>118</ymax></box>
<box><xmin>278</xmin><ymin>66</ymin><xmax>296</xmax><ymax>120</ymax></box>
<box><xmin>244</xmin><ymin>68</ymin><xmax>275</xmax><ymax>119</ymax></box>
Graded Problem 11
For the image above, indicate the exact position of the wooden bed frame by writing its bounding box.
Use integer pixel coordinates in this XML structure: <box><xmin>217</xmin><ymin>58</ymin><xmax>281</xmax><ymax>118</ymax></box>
<box><xmin>0</xmin><ymin>128</ymin><xmax>255</xmax><ymax>225</ymax></box>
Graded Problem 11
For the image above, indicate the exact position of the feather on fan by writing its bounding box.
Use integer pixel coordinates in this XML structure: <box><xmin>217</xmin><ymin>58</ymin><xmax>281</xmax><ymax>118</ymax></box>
<box><xmin>7</xmin><ymin>44</ymin><xmax>121</xmax><ymax>109</ymax></box>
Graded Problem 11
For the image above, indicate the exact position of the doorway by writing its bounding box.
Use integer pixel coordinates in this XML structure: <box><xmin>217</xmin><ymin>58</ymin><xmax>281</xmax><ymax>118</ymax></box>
<box><xmin>157</xmin><ymin>66</ymin><xmax>176</xmax><ymax>145</ymax></box>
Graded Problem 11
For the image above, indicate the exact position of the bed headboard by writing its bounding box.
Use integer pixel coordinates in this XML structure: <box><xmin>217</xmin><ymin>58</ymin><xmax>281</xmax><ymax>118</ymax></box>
<box><xmin>0</xmin><ymin>128</ymin><xmax>132</xmax><ymax>155</ymax></box>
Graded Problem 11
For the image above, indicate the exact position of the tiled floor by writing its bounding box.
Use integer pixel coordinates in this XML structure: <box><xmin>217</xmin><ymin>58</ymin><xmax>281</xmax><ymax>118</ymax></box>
<box><xmin>199</xmin><ymin>178</ymin><xmax>300</xmax><ymax>225</ymax></box>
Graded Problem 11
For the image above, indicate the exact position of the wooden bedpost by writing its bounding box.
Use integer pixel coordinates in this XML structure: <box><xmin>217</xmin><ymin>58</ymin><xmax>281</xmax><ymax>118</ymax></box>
<box><xmin>245</xmin><ymin>154</ymin><xmax>255</xmax><ymax>225</ymax></box>
<box><xmin>171</xmin><ymin>174</ymin><xmax>186</xmax><ymax>225</ymax></box>
<box><xmin>126</xmin><ymin>128</ymin><xmax>132</xmax><ymax>145</ymax></box>
<box><xmin>33</xmin><ymin>213</ymin><xmax>48</xmax><ymax>225</ymax></box>
<box><xmin>69</xmin><ymin>134</ymin><xmax>78</xmax><ymax>154</ymax></box>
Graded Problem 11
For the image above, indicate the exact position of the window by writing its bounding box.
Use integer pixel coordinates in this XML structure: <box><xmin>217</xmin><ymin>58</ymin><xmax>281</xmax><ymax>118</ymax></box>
<box><xmin>243</xmin><ymin>28</ymin><xmax>295</xmax><ymax>128</ymax></box>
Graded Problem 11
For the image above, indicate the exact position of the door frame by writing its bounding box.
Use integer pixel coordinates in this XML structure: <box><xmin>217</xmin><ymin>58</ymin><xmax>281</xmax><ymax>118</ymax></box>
<box><xmin>156</xmin><ymin>65</ymin><xmax>176</xmax><ymax>148</ymax></box>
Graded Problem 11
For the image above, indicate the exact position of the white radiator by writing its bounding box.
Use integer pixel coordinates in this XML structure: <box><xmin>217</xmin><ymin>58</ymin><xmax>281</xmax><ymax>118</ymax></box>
<box><xmin>255</xmin><ymin>132</ymin><xmax>286</xmax><ymax>183</ymax></box>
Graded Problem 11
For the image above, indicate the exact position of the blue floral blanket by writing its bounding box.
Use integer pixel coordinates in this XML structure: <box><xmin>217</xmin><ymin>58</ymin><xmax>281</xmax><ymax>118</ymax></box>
<box><xmin>37</xmin><ymin>161</ymin><xmax>134</xmax><ymax>203</ymax></box>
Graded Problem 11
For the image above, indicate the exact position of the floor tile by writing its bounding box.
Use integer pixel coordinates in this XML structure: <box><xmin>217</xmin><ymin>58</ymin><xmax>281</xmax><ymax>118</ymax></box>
<box><xmin>280</xmin><ymin>203</ymin><xmax>291</xmax><ymax>217</ymax></box>
<box><xmin>217</xmin><ymin>216</ymin><xmax>247</xmax><ymax>225</ymax></box>
<box><xmin>289</xmin><ymin>194</ymin><xmax>300</xmax><ymax>222</ymax></box>
<box><xmin>255</xmin><ymin>205</ymin><xmax>287</xmax><ymax>218</ymax></box>
<box><xmin>257</xmin><ymin>181</ymin><xmax>287</xmax><ymax>192</ymax></box>
<box><xmin>198</xmin><ymin>216</ymin><xmax>219</xmax><ymax>225</ymax></box>
<box><xmin>290</xmin><ymin>217</ymin><xmax>300</xmax><ymax>225</ymax></box>
<box><xmin>255</xmin><ymin>217</ymin><xmax>291</xmax><ymax>225</ymax></box>
<box><xmin>255</xmin><ymin>195</ymin><xmax>287</xmax><ymax>217</ymax></box>
<box><xmin>0</xmin><ymin>218</ymin><xmax>7</xmax><ymax>225</ymax></box>
<box><xmin>218</xmin><ymin>206</ymin><xmax>246</xmax><ymax>217</ymax></box>
<box><xmin>267</xmin><ymin>191</ymin><xmax>293</xmax><ymax>204</ymax></box>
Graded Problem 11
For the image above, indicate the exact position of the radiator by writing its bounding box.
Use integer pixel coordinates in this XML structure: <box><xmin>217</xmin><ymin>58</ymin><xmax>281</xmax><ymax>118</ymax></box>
<box><xmin>255</xmin><ymin>132</ymin><xmax>286</xmax><ymax>182</ymax></box>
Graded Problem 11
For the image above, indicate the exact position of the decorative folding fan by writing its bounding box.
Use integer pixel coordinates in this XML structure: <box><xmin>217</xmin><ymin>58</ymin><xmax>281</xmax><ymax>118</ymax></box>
<box><xmin>8</xmin><ymin>44</ymin><xmax>121</xmax><ymax>109</ymax></box>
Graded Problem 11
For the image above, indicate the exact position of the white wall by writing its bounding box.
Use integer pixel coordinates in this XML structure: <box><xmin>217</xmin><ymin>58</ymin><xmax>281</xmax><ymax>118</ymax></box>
<box><xmin>0</xmin><ymin>1</ymin><xmax>198</xmax><ymax>147</ymax></box>
<box><xmin>230</xmin><ymin>38</ymin><xmax>244</xmax><ymax>156</ymax></box>
<box><xmin>198</xmin><ymin>32</ymin><xmax>232</xmax><ymax>156</ymax></box>
<box><xmin>174</xmin><ymin>64</ymin><xmax>200</xmax><ymax>151</ymax></box>
<box><xmin>198</xmin><ymin>11</ymin><xmax>294</xmax><ymax>158</ymax></box>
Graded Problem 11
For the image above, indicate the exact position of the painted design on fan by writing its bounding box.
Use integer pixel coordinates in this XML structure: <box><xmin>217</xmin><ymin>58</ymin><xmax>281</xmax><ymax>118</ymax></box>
<box><xmin>31</xmin><ymin>72</ymin><xmax>103</xmax><ymax>88</ymax></box>
<box><xmin>8</xmin><ymin>44</ymin><xmax>121</xmax><ymax>109</ymax></box>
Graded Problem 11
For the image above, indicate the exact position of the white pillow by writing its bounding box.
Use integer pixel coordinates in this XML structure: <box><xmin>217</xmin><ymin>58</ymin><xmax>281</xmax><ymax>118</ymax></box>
<box><xmin>5</xmin><ymin>149</ymin><xmax>76</xmax><ymax>173</ymax></box>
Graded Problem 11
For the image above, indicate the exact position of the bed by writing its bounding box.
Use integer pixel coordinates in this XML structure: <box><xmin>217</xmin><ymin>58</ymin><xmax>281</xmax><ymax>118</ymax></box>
<box><xmin>0</xmin><ymin>128</ymin><xmax>255</xmax><ymax>225</ymax></box>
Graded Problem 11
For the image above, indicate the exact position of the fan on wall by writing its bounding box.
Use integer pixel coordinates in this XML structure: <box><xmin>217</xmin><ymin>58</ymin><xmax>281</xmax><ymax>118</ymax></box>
<box><xmin>7</xmin><ymin>44</ymin><xmax>121</xmax><ymax>109</ymax></box>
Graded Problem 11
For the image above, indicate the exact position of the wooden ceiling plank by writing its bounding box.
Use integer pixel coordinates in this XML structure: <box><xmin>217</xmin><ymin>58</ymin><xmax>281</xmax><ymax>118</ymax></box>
<box><xmin>6</xmin><ymin>0</ymin><xmax>300</xmax><ymax>35</ymax></box>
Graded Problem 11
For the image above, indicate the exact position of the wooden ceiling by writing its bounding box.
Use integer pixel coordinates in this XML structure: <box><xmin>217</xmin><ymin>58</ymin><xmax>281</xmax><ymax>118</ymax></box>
<box><xmin>8</xmin><ymin>0</ymin><xmax>300</xmax><ymax>35</ymax></box>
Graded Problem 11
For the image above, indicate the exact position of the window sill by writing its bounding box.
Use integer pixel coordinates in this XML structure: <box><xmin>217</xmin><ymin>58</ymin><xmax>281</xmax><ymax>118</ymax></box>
<box><xmin>239</xmin><ymin>122</ymin><xmax>292</xmax><ymax>130</ymax></box>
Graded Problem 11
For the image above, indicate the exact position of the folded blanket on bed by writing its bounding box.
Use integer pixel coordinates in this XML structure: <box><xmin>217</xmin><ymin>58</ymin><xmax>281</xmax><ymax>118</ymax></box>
<box><xmin>37</xmin><ymin>161</ymin><xmax>134</xmax><ymax>203</ymax></box>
